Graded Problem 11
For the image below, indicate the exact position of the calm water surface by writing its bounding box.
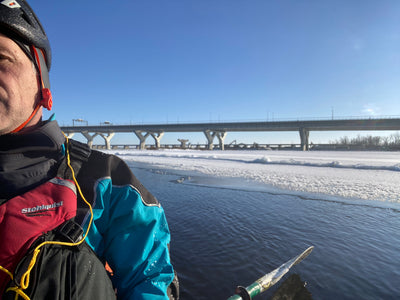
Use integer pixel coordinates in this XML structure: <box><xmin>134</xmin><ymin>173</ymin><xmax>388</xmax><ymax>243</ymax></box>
<box><xmin>129</xmin><ymin>163</ymin><xmax>400</xmax><ymax>300</ymax></box>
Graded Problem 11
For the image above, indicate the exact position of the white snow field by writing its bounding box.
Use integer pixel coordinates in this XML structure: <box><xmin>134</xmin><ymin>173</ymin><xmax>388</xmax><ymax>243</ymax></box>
<box><xmin>106</xmin><ymin>149</ymin><xmax>400</xmax><ymax>204</ymax></box>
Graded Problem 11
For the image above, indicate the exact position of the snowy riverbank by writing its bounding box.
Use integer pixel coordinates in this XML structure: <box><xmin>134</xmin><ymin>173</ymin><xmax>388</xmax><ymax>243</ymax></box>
<box><xmin>105</xmin><ymin>149</ymin><xmax>400</xmax><ymax>204</ymax></box>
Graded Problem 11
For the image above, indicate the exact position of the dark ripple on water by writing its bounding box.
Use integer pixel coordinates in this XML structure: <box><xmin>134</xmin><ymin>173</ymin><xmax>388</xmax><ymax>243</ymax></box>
<box><xmin>130</xmin><ymin>164</ymin><xmax>400</xmax><ymax>300</ymax></box>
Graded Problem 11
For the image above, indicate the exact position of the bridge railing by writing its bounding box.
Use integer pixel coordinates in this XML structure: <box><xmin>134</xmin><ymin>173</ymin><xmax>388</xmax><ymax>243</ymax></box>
<box><xmin>61</xmin><ymin>115</ymin><xmax>400</xmax><ymax>127</ymax></box>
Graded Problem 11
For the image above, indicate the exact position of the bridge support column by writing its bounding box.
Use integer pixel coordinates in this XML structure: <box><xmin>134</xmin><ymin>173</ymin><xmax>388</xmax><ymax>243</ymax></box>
<box><xmin>81</xmin><ymin>131</ymin><xmax>98</xmax><ymax>148</ymax></box>
<box><xmin>150</xmin><ymin>132</ymin><xmax>164</xmax><ymax>149</ymax></box>
<box><xmin>134</xmin><ymin>131</ymin><xmax>150</xmax><ymax>150</ymax></box>
<box><xmin>216</xmin><ymin>131</ymin><xmax>227</xmax><ymax>150</ymax></box>
<box><xmin>299</xmin><ymin>128</ymin><xmax>310</xmax><ymax>151</ymax></box>
<box><xmin>100</xmin><ymin>132</ymin><xmax>115</xmax><ymax>150</ymax></box>
<box><xmin>204</xmin><ymin>130</ymin><xmax>227</xmax><ymax>150</ymax></box>
<box><xmin>178</xmin><ymin>139</ymin><xmax>189</xmax><ymax>149</ymax></box>
<box><xmin>204</xmin><ymin>130</ymin><xmax>216</xmax><ymax>150</ymax></box>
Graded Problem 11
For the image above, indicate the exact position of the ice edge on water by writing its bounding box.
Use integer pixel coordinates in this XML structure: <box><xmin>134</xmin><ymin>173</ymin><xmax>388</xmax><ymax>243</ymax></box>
<box><xmin>252</xmin><ymin>156</ymin><xmax>400</xmax><ymax>172</ymax></box>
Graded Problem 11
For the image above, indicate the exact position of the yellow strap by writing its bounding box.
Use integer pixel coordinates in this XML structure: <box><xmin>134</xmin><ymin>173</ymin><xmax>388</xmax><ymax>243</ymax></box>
<box><xmin>6</xmin><ymin>286</ymin><xmax>30</xmax><ymax>300</ymax></box>
<box><xmin>0</xmin><ymin>265</ymin><xmax>13</xmax><ymax>279</ymax></box>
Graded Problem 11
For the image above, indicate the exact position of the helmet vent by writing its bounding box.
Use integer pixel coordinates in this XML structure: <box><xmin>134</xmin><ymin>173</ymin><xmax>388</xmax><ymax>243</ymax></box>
<box><xmin>20</xmin><ymin>12</ymin><xmax>33</xmax><ymax>26</ymax></box>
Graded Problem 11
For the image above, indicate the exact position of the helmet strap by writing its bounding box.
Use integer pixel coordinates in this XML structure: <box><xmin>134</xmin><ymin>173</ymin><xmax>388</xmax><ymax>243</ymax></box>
<box><xmin>10</xmin><ymin>105</ymin><xmax>42</xmax><ymax>133</ymax></box>
<box><xmin>30</xmin><ymin>46</ymin><xmax>52</xmax><ymax>110</ymax></box>
<box><xmin>10</xmin><ymin>46</ymin><xmax>52</xmax><ymax>133</ymax></box>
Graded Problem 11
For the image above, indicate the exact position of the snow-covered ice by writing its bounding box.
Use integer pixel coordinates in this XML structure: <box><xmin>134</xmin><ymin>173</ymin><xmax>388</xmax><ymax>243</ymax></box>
<box><xmin>106</xmin><ymin>149</ymin><xmax>400</xmax><ymax>204</ymax></box>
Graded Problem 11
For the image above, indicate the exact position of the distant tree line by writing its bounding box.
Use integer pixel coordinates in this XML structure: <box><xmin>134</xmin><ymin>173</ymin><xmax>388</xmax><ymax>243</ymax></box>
<box><xmin>329</xmin><ymin>133</ymin><xmax>400</xmax><ymax>149</ymax></box>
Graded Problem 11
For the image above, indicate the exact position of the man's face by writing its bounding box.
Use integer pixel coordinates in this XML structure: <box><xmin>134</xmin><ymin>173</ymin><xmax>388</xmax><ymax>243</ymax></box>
<box><xmin>0</xmin><ymin>33</ymin><xmax>41</xmax><ymax>135</ymax></box>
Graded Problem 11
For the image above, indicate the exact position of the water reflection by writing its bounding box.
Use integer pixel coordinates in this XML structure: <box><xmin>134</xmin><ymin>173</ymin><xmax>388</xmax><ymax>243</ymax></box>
<box><xmin>271</xmin><ymin>274</ymin><xmax>312</xmax><ymax>300</ymax></box>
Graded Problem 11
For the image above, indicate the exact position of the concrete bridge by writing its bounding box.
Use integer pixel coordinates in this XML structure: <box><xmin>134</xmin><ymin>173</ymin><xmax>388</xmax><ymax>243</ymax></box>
<box><xmin>61</xmin><ymin>117</ymin><xmax>400</xmax><ymax>151</ymax></box>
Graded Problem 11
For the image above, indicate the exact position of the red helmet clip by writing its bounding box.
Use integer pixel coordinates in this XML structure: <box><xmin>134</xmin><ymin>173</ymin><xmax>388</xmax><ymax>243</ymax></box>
<box><xmin>40</xmin><ymin>88</ymin><xmax>53</xmax><ymax>110</ymax></box>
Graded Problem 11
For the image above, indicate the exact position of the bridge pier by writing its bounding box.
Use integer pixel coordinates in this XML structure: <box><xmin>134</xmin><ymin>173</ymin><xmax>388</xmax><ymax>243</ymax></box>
<box><xmin>134</xmin><ymin>131</ymin><xmax>164</xmax><ymax>150</ymax></box>
<box><xmin>100</xmin><ymin>132</ymin><xmax>115</xmax><ymax>150</ymax></box>
<box><xmin>134</xmin><ymin>130</ymin><xmax>150</xmax><ymax>150</ymax></box>
<box><xmin>178</xmin><ymin>139</ymin><xmax>189</xmax><ymax>149</ymax></box>
<box><xmin>216</xmin><ymin>131</ymin><xmax>227</xmax><ymax>150</ymax></box>
<box><xmin>81</xmin><ymin>131</ymin><xmax>98</xmax><ymax>148</ymax></box>
<box><xmin>204</xmin><ymin>130</ymin><xmax>227</xmax><ymax>150</ymax></box>
<box><xmin>150</xmin><ymin>132</ymin><xmax>164</xmax><ymax>149</ymax></box>
<box><xmin>299</xmin><ymin>128</ymin><xmax>310</xmax><ymax>151</ymax></box>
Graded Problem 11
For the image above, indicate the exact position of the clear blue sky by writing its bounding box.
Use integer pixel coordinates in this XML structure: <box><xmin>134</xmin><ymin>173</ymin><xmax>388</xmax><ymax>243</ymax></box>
<box><xmin>32</xmin><ymin>1</ymin><xmax>400</xmax><ymax>144</ymax></box>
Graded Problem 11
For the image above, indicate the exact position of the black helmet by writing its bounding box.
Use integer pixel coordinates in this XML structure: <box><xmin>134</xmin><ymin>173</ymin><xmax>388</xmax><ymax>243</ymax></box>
<box><xmin>0</xmin><ymin>0</ymin><xmax>51</xmax><ymax>70</ymax></box>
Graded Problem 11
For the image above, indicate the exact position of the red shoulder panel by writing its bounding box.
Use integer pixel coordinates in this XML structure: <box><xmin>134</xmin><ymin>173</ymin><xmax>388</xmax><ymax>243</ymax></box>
<box><xmin>0</xmin><ymin>178</ymin><xmax>77</xmax><ymax>293</ymax></box>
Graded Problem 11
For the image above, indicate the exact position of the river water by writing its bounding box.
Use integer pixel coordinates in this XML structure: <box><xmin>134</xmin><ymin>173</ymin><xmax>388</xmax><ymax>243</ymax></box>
<box><xmin>129</xmin><ymin>163</ymin><xmax>400</xmax><ymax>300</ymax></box>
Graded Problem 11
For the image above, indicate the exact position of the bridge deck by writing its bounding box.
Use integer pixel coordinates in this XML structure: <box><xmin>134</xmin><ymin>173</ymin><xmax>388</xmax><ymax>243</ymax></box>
<box><xmin>61</xmin><ymin>118</ymin><xmax>400</xmax><ymax>133</ymax></box>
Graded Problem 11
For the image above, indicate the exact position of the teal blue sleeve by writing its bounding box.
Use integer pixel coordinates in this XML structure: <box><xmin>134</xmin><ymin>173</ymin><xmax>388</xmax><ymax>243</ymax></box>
<box><xmin>83</xmin><ymin>177</ymin><xmax>174</xmax><ymax>300</ymax></box>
